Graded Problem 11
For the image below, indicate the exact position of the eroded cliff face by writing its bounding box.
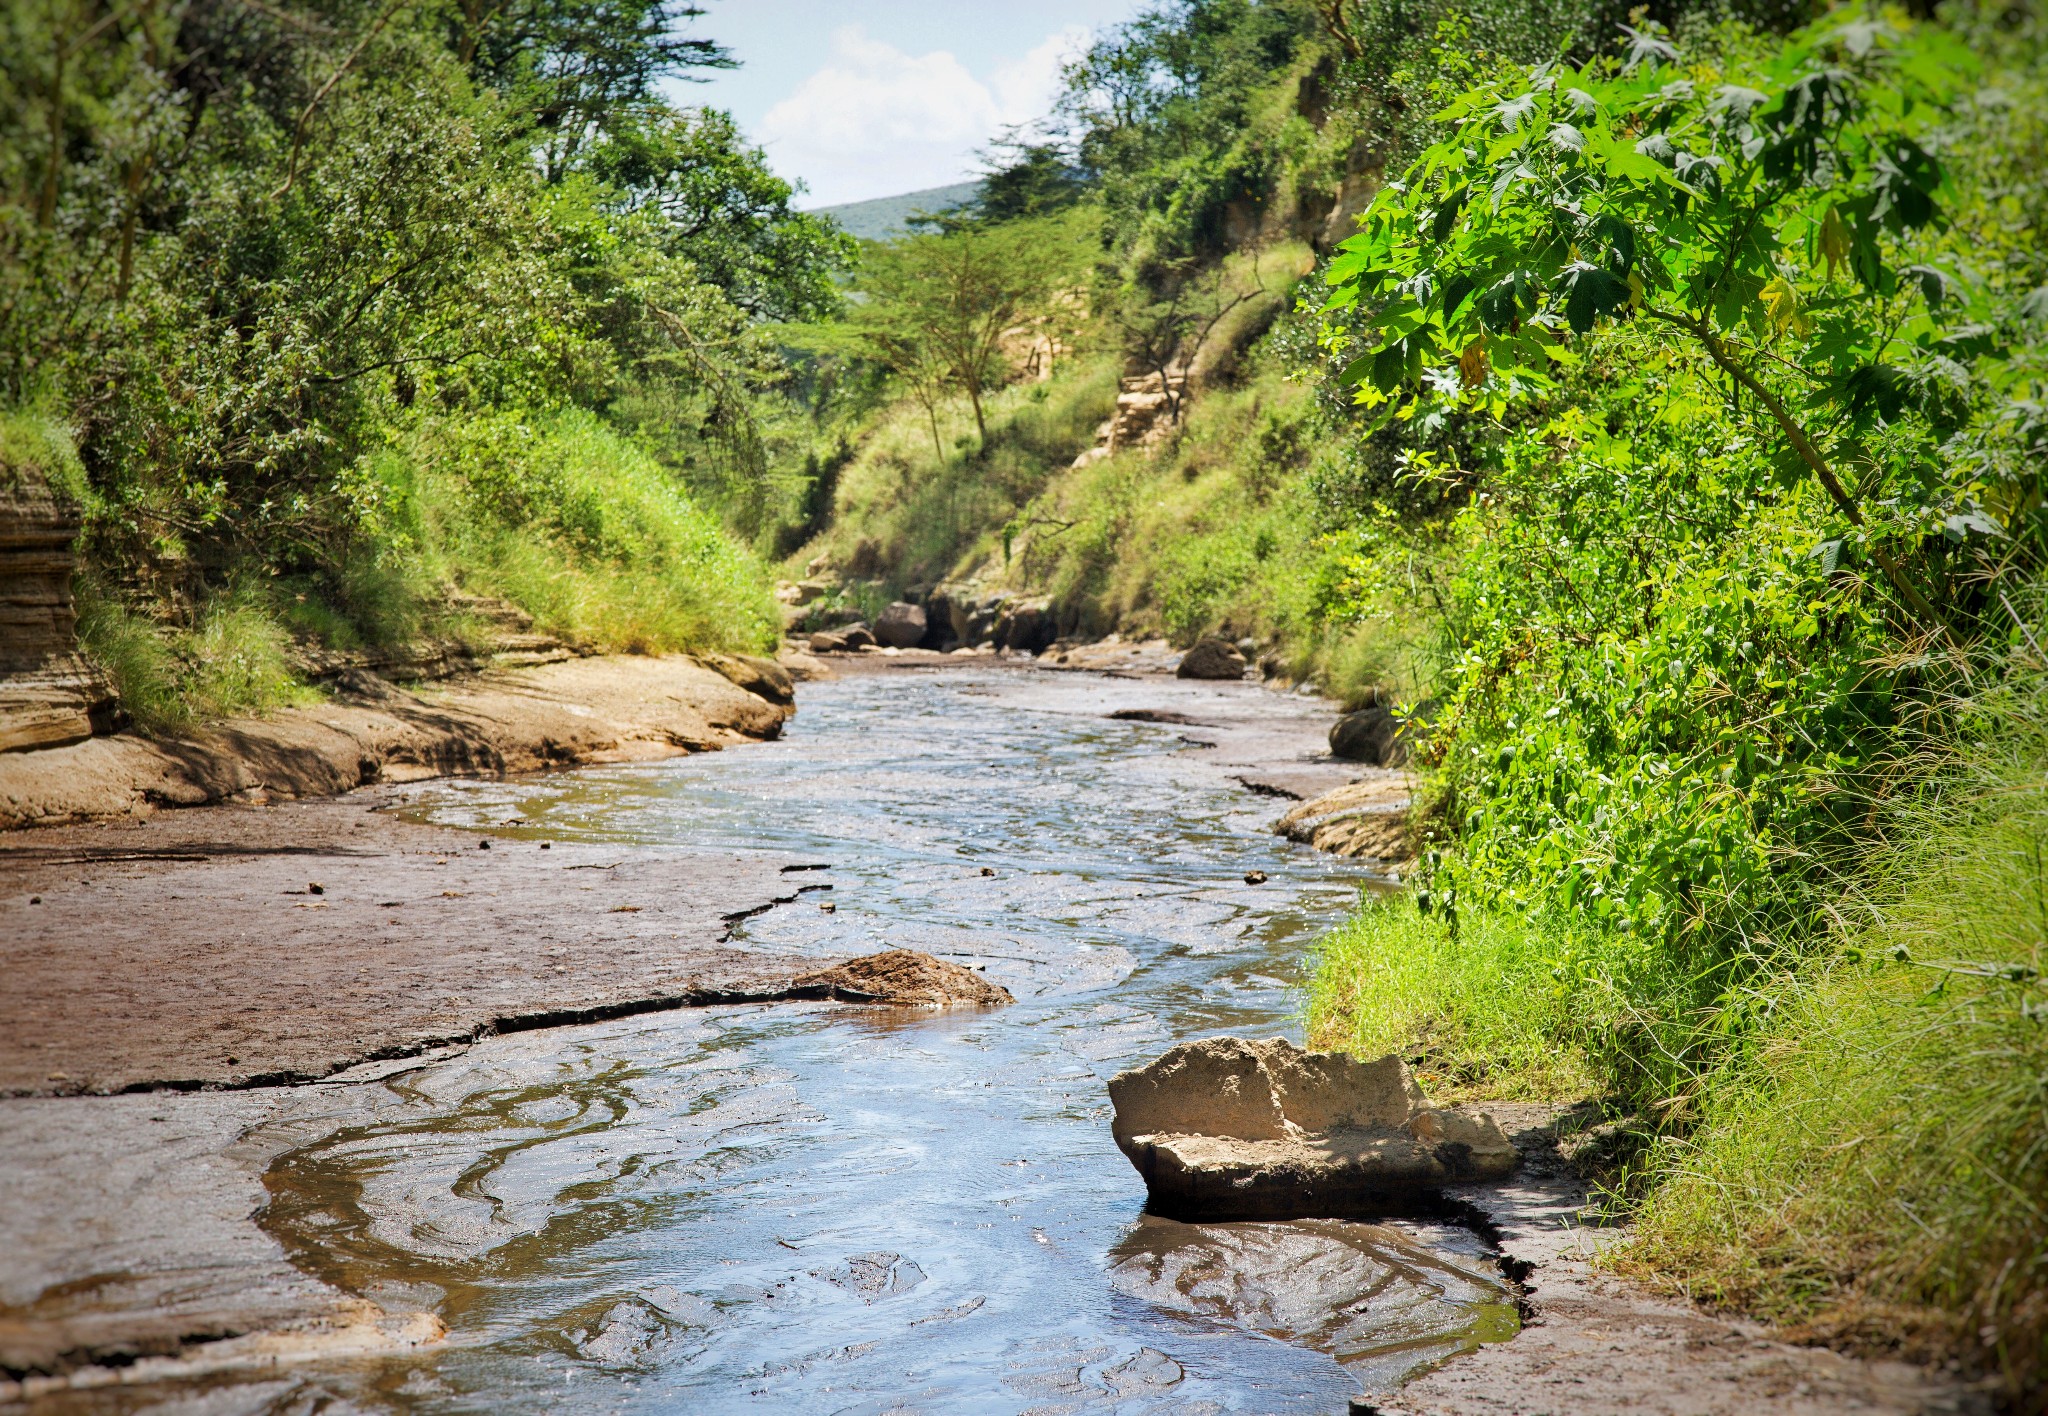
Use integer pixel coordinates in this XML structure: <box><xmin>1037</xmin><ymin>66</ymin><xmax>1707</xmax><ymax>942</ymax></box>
<box><xmin>0</xmin><ymin>470</ymin><xmax>113</xmax><ymax>753</ymax></box>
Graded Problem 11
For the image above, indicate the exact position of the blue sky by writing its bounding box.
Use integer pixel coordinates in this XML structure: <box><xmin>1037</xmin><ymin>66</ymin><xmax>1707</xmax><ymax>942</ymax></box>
<box><xmin>678</xmin><ymin>1</ymin><xmax>1149</xmax><ymax>207</ymax></box>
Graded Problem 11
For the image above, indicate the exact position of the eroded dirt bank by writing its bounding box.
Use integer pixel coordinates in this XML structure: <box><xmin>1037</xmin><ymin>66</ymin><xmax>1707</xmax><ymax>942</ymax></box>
<box><xmin>0</xmin><ymin>650</ymin><xmax>797</xmax><ymax>830</ymax></box>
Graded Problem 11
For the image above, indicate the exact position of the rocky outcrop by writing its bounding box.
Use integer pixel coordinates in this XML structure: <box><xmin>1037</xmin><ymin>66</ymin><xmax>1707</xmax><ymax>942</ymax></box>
<box><xmin>874</xmin><ymin>601</ymin><xmax>927</xmax><ymax>649</ymax></box>
<box><xmin>0</xmin><ymin>471</ymin><xmax>115</xmax><ymax>753</ymax></box>
<box><xmin>0</xmin><ymin>653</ymin><xmax>792</xmax><ymax>830</ymax></box>
<box><xmin>789</xmin><ymin>950</ymin><xmax>1013</xmax><ymax>1008</ymax></box>
<box><xmin>698</xmin><ymin>652</ymin><xmax>795</xmax><ymax>706</ymax></box>
<box><xmin>1274</xmin><ymin>778</ymin><xmax>1412</xmax><ymax>862</ymax></box>
<box><xmin>1175</xmin><ymin>637</ymin><xmax>1248</xmax><ymax>680</ymax></box>
<box><xmin>1108</xmin><ymin>1036</ymin><xmax>1514</xmax><ymax>1220</ymax></box>
<box><xmin>1071</xmin><ymin>366</ymin><xmax>1190</xmax><ymax>469</ymax></box>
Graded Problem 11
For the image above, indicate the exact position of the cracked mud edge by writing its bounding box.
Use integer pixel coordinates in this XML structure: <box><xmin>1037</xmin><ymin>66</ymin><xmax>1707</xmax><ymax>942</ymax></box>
<box><xmin>6</xmin><ymin>881</ymin><xmax>848</xmax><ymax>1101</ymax></box>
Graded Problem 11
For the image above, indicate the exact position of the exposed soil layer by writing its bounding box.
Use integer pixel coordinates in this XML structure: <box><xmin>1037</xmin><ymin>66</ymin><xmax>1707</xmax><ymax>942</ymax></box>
<box><xmin>0</xmin><ymin>794</ymin><xmax>837</xmax><ymax>1099</ymax></box>
<box><xmin>0</xmin><ymin>651</ymin><xmax>794</xmax><ymax>830</ymax></box>
<box><xmin>1374</xmin><ymin>1108</ymin><xmax>1993</xmax><ymax>1416</ymax></box>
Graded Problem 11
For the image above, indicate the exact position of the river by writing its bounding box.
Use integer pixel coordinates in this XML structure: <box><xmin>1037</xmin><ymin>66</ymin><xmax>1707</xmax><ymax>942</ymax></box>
<box><xmin>151</xmin><ymin>666</ymin><xmax>1519</xmax><ymax>1412</ymax></box>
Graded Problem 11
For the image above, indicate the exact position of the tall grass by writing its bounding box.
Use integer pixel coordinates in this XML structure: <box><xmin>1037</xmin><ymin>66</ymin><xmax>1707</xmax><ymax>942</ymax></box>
<box><xmin>1622</xmin><ymin>665</ymin><xmax>2048</xmax><ymax>1402</ymax></box>
<box><xmin>76</xmin><ymin>584</ymin><xmax>314</xmax><ymax>732</ymax></box>
<box><xmin>60</xmin><ymin>406</ymin><xmax>778</xmax><ymax>731</ymax></box>
<box><xmin>1306</xmin><ymin>896</ymin><xmax>1602</xmax><ymax>1102</ymax></box>
<box><xmin>347</xmin><ymin>409</ymin><xmax>780</xmax><ymax>655</ymax></box>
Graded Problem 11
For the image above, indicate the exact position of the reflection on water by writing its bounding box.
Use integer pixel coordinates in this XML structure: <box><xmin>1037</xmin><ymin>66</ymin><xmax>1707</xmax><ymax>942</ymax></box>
<box><xmin>232</xmin><ymin>669</ymin><xmax>1508</xmax><ymax>1411</ymax></box>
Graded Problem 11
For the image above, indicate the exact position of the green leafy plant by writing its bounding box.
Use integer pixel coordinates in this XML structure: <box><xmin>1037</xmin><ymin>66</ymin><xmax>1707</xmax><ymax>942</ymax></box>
<box><xmin>1320</xmin><ymin>12</ymin><xmax>1999</xmax><ymax>629</ymax></box>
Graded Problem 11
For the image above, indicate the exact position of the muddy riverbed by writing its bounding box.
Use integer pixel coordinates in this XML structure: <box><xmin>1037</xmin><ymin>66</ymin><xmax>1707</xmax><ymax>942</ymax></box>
<box><xmin>4</xmin><ymin>663</ymin><xmax>1522</xmax><ymax>1413</ymax></box>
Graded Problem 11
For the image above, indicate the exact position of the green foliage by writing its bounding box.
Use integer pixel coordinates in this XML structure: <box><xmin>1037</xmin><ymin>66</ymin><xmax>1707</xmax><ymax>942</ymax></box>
<box><xmin>375</xmin><ymin>410</ymin><xmax>780</xmax><ymax>654</ymax></box>
<box><xmin>1059</xmin><ymin>0</ymin><xmax>1324</xmax><ymax>272</ymax></box>
<box><xmin>588</xmin><ymin>106</ymin><xmax>855</xmax><ymax>322</ymax></box>
<box><xmin>1624</xmin><ymin>660</ymin><xmax>2048</xmax><ymax>1402</ymax></box>
<box><xmin>1320</xmin><ymin>13</ymin><xmax>2026</xmax><ymax>625</ymax></box>
<box><xmin>75</xmin><ymin>584</ymin><xmax>313</xmax><ymax>732</ymax></box>
<box><xmin>1302</xmin><ymin>12</ymin><xmax>2048</xmax><ymax>1108</ymax></box>
<box><xmin>847</xmin><ymin>212</ymin><xmax>1090</xmax><ymax>446</ymax></box>
<box><xmin>1308</xmin><ymin>893</ymin><xmax>1600</xmax><ymax>1100</ymax></box>
<box><xmin>2</xmin><ymin>0</ymin><xmax>823</xmax><ymax>702</ymax></box>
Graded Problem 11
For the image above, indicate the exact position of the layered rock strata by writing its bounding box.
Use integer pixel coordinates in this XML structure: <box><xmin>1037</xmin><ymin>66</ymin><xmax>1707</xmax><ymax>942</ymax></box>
<box><xmin>0</xmin><ymin>471</ymin><xmax>114</xmax><ymax>753</ymax></box>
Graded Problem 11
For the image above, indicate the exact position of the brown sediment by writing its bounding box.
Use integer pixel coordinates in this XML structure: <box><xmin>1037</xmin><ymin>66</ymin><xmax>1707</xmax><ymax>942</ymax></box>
<box><xmin>0</xmin><ymin>651</ymin><xmax>795</xmax><ymax>831</ymax></box>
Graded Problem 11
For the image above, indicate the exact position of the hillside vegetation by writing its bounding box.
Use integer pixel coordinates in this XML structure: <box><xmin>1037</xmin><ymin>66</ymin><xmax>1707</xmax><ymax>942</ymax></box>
<box><xmin>2</xmin><ymin>0</ymin><xmax>830</xmax><ymax>721</ymax></box>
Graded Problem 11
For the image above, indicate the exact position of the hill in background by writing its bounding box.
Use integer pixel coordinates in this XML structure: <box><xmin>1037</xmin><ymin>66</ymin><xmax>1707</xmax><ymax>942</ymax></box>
<box><xmin>812</xmin><ymin>181</ymin><xmax>982</xmax><ymax>241</ymax></box>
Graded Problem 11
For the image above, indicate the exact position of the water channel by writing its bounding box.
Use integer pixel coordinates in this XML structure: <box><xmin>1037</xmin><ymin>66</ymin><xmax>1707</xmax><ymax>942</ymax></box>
<box><xmin>241</xmin><ymin>666</ymin><xmax>1516</xmax><ymax>1413</ymax></box>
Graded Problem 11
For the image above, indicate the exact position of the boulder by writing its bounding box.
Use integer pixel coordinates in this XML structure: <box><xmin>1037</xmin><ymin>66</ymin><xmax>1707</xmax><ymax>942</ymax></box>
<box><xmin>1107</xmin><ymin>1036</ymin><xmax>1514</xmax><ymax>1220</ymax></box>
<box><xmin>874</xmin><ymin>601</ymin><xmax>927</xmax><ymax>649</ymax></box>
<box><xmin>1329</xmin><ymin>703</ymin><xmax>1400</xmax><ymax>764</ymax></box>
<box><xmin>923</xmin><ymin>590</ymin><xmax>968</xmax><ymax>649</ymax></box>
<box><xmin>1175</xmin><ymin>638</ymin><xmax>1247</xmax><ymax>680</ymax></box>
<box><xmin>790</xmin><ymin>950</ymin><xmax>1013</xmax><ymax>1008</ymax></box>
<box><xmin>811</xmin><ymin>623</ymin><xmax>876</xmax><ymax>653</ymax></box>
<box><xmin>1274</xmin><ymin>779</ymin><xmax>1413</xmax><ymax>862</ymax></box>
<box><xmin>997</xmin><ymin>599</ymin><xmax>1056</xmax><ymax>654</ymax></box>
<box><xmin>697</xmin><ymin>652</ymin><xmax>795</xmax><ymax>706</ymax></box>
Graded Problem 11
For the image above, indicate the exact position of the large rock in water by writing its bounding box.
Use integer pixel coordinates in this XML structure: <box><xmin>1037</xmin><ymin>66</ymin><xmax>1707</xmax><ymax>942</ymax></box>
<box><xmin>1108</xmin><ymin>1036</ymin><xmax>1514</xmax><ymax>1220</ymax></box>
<box><xmin>874</xmin><ymin>601</ymin><xmax>927</xmax><ymax>649</ymax></box>
<box><xmin>1174</xmin><ymin>637</ymin><xmax>1247</xmax><ymax>680</ymax></box>
<box><xmin>791</xmin><ymin>950</ymin><xmax>1013</xmax><ymax>1008</ymax></box>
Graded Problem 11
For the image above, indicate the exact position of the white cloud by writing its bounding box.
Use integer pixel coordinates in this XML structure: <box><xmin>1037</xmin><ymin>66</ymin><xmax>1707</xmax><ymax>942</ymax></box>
<box><xmin>991</xmin><ymin>26</ymin><xmax>1091</xmax><ymax>129</ymax></box>
<box><xmin>758</xmin><ymin>25</ymin><xmax>1090</xmax><ymax>208</ymax></box>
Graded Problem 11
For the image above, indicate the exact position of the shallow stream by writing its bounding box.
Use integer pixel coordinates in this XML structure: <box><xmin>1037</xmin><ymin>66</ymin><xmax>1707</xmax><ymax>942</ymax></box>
<box><xmin>251</xmin><ymin>667</ymin><xmax>1516</xmax><ymax>1413</ymax></box>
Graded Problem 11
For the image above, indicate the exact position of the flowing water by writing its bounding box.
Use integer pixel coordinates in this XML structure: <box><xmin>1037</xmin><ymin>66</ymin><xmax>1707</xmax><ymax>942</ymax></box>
<box><xmin>240</xmin><ymin>667</ymin><xmax>1516</xmax><ymax>1413</ymax></box>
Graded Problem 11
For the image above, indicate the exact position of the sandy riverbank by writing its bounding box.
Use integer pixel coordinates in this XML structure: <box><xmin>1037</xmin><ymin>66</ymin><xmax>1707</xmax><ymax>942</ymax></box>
<box><xmin>0</xmin><ymin>650</ymin><xmax>801</xmax><ymax>830</ymax></box>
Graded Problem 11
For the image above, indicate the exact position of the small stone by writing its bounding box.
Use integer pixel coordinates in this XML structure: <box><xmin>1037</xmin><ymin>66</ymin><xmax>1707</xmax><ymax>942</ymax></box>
<box><xmin>308</xmin><ymin>882</ymin><xmax>324</xmax><ymax>895</ymax></box>
<box><xmin>29</xmin><ymin>895</ymin><xmax>41</xmax><ymax>904</ymax></box>
<box><xmin>479</xmin><ymin>840</ymin><xmax>491</xmax><ymax>850</ymax></box>
<box><xmin>1243</xmin><ymin>870</ymin><xmax>1267</xmax><ymax>885</ymax></box>
<box><xmin>226</xmin><ymin>1056</ymin><xmax>238</xmax><ymax>1066</ymax></box>
<box><xmin>540</xmin><ymin>842</ymin><xmax>552</xmax><ymax>850</ymax></box>
<box><xmin>819</xmin><ymin>901</ymin><xmax>836</xmax><ymax>913</ymax></box>
<box><xmin>980</xmin><ymin>866</ymin><xmax>996</xmax><ymax>877</ymax></box>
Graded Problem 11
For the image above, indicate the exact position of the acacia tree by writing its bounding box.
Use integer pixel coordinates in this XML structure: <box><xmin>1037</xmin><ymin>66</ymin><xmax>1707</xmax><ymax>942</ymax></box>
<box><xmin>1319</xmin><ymin>13</ymin><xmax>2007</xmax><ymax>635</ymax></box>
<box><xmin>853</xmin><ymin>224</ymin><xmax>1064</xmax><ymax>448</ymax></box>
